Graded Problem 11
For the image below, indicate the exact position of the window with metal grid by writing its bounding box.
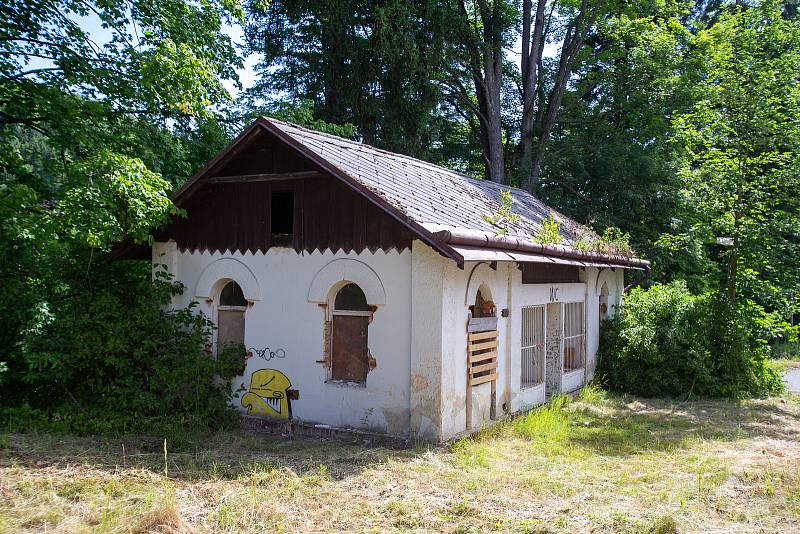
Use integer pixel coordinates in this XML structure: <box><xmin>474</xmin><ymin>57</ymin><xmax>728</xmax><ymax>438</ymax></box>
<box><xmin>520</xmin><ymin>305</ymin><xmax>545</xmax><ymax>388</ymax></box>
<box><xmin>562</xmin><ymin>301</ymin><xmax>585</xmax><ymax>372</ymax></box>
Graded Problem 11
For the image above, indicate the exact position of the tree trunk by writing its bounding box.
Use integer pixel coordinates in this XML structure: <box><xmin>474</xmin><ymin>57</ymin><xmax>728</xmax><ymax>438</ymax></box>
<box><xmin>519</xmin><ymin>0</ymin><xmax>547</xmax><ymax>188</ymax></box>
<box><xmin>519</xmin><ymin>0</ymin><xmax>602</xmax><ymax>193</ymax></box>
<box><xmin>446</xmin><ymin>0</ymin><xmax>507</xmax><ymax>183</ymax></box>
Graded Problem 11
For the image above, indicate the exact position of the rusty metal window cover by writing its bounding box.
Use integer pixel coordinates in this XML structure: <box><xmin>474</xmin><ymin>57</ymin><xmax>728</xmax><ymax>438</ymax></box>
<box><xmin>562</xmin><ymin>301</ymin><xmax>585</xmax><ymax>372</ymax></box>
<box><xmin>521</xmin><ymin>305</ymin><xmax>545</xmax><ymax>388</ymax></box>
<box><xmin>220</xmin><ymin>280</ymin><xmax>247</xmax><ymax>308</ymax></box>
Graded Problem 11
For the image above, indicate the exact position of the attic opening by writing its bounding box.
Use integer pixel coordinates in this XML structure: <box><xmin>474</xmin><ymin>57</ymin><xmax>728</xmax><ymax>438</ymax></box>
<box><xmin>270</xmin><ymin>190</ymin><xmax>294</xmax><ymax>242</ymax></box>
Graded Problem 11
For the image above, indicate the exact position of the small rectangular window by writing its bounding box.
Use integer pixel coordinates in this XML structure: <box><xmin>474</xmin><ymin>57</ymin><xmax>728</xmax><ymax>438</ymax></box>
<box><xmin>271</xmin><ymin>190</ymin><xmax>294</xmax><ymax>237</ymax></box>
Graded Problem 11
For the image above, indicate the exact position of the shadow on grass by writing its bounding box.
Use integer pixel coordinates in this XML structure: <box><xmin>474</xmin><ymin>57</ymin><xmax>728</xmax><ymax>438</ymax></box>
<box><xmin>0</xmin><ymin>429</ymin><xmax>429</xmax><ymax>483</ymax></box>
<box><xmin>2</xmin><ymin>395</ymin><xmax>797</xmax><ymax>481</ymax></box>
<box><xmin>554</xmin><ymin>396</ymin><xmax>800</xmax><ymax>457</ymax></box>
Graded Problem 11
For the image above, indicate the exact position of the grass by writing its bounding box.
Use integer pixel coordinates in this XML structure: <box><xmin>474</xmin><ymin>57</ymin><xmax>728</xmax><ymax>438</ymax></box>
<box><xmin>1</xmin><ymin>390</ymin><xmax>799</xmax><ymax>533</ymax></box>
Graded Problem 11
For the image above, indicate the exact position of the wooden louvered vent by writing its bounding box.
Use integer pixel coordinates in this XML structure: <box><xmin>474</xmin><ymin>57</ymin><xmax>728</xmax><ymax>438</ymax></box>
<box><xmin>466</xmin><ymin>329</ymin><xmax>499</xmax><ymax>431</ymax></box>
<box><xmin>467</xmin><ymin>330</ymin><xmax>498</xmax><ymax>386</ymax></box>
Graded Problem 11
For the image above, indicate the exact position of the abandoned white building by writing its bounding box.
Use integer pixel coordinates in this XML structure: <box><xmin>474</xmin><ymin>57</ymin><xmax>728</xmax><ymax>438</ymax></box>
<box><xmin>124</xmin><ymin>117</ymin><xmax>649</xmax><ymax>441</ymax></box>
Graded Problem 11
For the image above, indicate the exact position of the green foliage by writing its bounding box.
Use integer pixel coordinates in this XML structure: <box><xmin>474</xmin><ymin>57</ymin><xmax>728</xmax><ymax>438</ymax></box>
<box><xmin>533</xmin><ymin>212</ymin><xmax>563</xmax><ymax>245</ymax></box>
<box><xmin>483</xmin><ymin>189</ymin><xmax>520</xmax><ymax>235</ymax></box>
<box><xmin>5</xmin><ymin>267</ymin><xmax>240</xmax><ymax>435</ymax></box>
<box><xmin>58</xmin><ymin>151</ymin><xmax>183</xmax><ymax>247</ymax></box>
<box><xmin>243</xmin><ymin>0</ymin><xmax>451</xmax><ymax>159</ymax></box>
<box><xmin>263</xmin><ymin>100</ymin><xmax>358</xmax><ymax>139</ymax></box>
<box><xmin>0</xmin><ymin>0</ymin><xmax>244</xmax><ymax>434</ymax></box>
<box><xmin>771</xmin><ymin>341</ymin><xmax>800</xmax><ymax>360</ymax></box>
<box><xmin>596</xmin><ymin>282</ymin><xmax>785</xmax><ymax>399</ymax></box>
<box><xmin>594</xmin><ymin>227</ymin><xmax>634</xmax><ymax>257</ymax></box>
<box><xmin>672</xmin><ymin>0</ymin><xmax>800</xmax><ymax>305</ymax></box>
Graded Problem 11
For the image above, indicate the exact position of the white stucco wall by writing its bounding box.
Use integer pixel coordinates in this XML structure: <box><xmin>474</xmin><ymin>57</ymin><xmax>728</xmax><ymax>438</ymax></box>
<box><xmin>415</xmin><ymin>245</ymin><xmax>614</xmax><ymax>441</ymax></box>
<box><xmin>159</xmin><ymin>238</ymin><xmax>627</xmax><ymax>441</ymax></box>
<box><xmin>165</xmin><ymin>246</ymin><xmax>413</xmax><ymax>436</ymax></box>
<box><xmin>409</xmin><ymin>241</ymin><xmax>447</xmax><ymax>440</ymax></box>
<box><xmin>440</xmin><ymin>260</ymin><xmax>513</xmax><ymax>438</ymax></box>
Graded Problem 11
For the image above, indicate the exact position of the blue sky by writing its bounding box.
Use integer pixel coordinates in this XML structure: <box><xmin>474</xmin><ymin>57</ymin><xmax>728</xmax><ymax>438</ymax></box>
<box><xmin>76</xmin><ymin>12</ymin><xmax>260</xmax><ymax>98</ymax></box>
<box><xmin>74</xmin><ymin>11</ymin><xmax>557</xmax><ymax>102</ymax></box>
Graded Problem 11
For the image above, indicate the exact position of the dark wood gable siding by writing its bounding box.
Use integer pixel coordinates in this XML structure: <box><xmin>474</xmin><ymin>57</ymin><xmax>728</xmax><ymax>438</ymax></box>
<box><xmin>521</xmin><ymin>263</ymin><xmax>581</xmax><ymax>284</ymax></box>
<box><xmin>163</xmin><ymin>131</ymin><xmax>414</xmax><ymax>254</ymax></box>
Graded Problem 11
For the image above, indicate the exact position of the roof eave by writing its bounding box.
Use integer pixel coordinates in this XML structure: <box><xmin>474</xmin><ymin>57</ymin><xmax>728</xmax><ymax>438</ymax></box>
<box><xmin>431</xmin><ymin>227</ymin><xmax>650</xmax><ymax>270</ymax></box>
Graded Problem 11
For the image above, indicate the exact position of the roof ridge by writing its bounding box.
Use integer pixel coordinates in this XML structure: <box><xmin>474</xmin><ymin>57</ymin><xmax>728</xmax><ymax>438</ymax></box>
<box><xmin>264</xmin><ymin>116</ymin><xmax>540</xmax><ymax>199</ymax></box>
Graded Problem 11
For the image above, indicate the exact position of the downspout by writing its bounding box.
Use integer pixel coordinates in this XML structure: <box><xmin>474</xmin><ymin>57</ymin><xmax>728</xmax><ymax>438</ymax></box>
<box><xmin>504</xmin><ymin>262</ymin><xmax>514</xmax><ymax>415</ymax></box>
<box><xmin>583</xmin><ymin>269</ymin><xmax>590</xmax><ymax>385</ymax></box>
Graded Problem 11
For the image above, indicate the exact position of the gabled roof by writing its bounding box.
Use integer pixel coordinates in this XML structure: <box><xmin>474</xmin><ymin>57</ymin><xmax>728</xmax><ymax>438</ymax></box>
<box><xmin>174</xmin><ymin>117</ymin><xmax>649</xmax><ymax>270</ymax></box>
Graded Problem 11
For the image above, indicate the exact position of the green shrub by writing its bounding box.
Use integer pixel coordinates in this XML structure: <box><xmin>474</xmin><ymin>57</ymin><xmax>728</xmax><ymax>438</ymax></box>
<box><xmin>2</xmin><ymin>264</ymin><xmax>242</xmax><ymax>436</ymax></box>
<box><xmin>596</xmin><ymin>282</ymin><xmax>784</xmax><ymax>399</ymax></box>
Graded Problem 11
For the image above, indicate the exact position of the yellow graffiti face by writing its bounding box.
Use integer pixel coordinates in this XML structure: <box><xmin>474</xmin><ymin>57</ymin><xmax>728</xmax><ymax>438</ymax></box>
<box><xmin>241</xmin><ymin>369</ymin><xmax>292</xmax><ymax>419</ymax></box>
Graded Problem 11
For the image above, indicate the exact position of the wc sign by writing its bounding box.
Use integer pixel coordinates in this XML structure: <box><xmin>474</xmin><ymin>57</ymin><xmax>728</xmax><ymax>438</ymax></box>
<box><xmin>549</xmin><ymin>287</ymin><xmax>560</xmax><ymax>302</ymax></box>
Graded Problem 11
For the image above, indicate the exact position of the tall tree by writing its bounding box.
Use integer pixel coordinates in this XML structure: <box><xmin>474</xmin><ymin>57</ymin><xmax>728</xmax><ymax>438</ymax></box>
<box><xmin>539</xmin><ymin>0</ymin><xmax>693</xmax><ymax>279</ymax></box>
<box><xmin>674</xmin><ymin>0</ymin><xmax>800</xmax><ymax>306</ymax></box>
<box><xmin>243</xmin><ymin>0</ymin><xmax>451</xmax><ymax>158</ymax></box>
<box><xmin>518</xmin><ymin>0</ymin><xmax>602</xmax><ymax>190</ymax></box>
<box><xmin>0</xmin><ymin>0</ymin><xmax>243</xmax><ymax>401</ymax></box>
<box><xmin>442</xmin><ymin>0</ymin><xmax>517</xmax><ymax>182</ymax></box>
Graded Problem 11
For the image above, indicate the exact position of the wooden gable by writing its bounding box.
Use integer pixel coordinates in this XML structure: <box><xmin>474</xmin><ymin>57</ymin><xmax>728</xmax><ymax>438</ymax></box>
<box><xmin>161</xmin><ymin>128</ymin><xmax>415</xmax><ymax>255</ymax></box>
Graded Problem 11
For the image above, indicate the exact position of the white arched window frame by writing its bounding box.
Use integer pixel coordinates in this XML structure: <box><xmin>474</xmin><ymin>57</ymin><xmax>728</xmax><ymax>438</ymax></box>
<box><xmin>215</xmin><ymin>279</ymin><xmax>248</xmax><ymax>359</ymax></box>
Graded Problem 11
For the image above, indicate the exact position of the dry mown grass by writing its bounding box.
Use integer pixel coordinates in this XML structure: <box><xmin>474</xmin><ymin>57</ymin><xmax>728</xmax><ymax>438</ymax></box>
<box><xmin>1</xmin><ymin>390</ymin><xmax>799</xmax><ymax>533</ymax></box>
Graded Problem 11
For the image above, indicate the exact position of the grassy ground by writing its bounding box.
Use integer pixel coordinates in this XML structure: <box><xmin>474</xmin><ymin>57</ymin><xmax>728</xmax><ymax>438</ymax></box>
<box><xmin>1</xmin><ymin>389</ymin><xmax>799</xmax><ymax>533</ymax></box>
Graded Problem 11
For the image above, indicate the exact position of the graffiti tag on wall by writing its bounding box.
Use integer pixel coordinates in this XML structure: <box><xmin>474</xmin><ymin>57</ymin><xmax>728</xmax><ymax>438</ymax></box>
<box><xmin>247</xmin><ymin>346</ymin><xmax>287</xmax><ymax>361</ymax></box>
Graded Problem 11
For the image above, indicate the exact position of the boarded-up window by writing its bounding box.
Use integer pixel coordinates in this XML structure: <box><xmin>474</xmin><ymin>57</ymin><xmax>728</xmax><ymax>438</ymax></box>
<box><xmin>331</xmin><ymin>283</ymin><xmax>370</xmax><ymax>383</ymax></box>
<box><xmin>217</xmin><ymin>280</ymin><xmax>246</xmax><ymax>358</ymax></box>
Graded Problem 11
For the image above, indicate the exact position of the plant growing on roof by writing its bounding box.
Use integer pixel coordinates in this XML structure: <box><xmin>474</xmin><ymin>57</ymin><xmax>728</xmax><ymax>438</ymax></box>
<box><xmin>483</xmin><ymin>189</ymin><xmax>520</xmax><ymax>236</ymax></box>
<box><xmin>595</xmin><ymin>227</ymin><xmax>634</xmax><ymax>257</ymax></box>
<box><xmin>534</xmin><ymin>212</ymin><xmax>563</xmax><ymax>246</ymax></box>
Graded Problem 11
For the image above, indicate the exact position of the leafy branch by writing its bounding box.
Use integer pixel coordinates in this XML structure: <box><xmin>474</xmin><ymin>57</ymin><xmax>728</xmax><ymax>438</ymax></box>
<box><xmin>533</xmin><ymin>211</ymin><xmax>563</xmax><ymax>245</ymax></box>
<box><xmin>484</xmin><ymin>189</ymin><xmax>520</xmax><ymax>235</ymax></box>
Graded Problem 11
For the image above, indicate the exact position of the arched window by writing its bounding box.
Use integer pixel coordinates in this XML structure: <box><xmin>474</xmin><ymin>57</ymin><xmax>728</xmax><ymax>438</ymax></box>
<box><xmin>472</xmin><ymin>287</ymin><xmax>495</xmax><ymax>318</ymax></box>
<box><xmin>220</xmin><ymin>280</ymin><xmax>247</xmax><ymax>307</ymax></box>
<box><xmin>599</xmin><ymin>282</ymin><xmax>609</xmax><ymax>321</ymax></box>
<box><xmin>330</xmin><ymin>283</ymin><xmax>371</xmax><ymax>383</ymax></box>
<box><xmin>217</xmin><ymin>280</ymin><xmax>247</xmax><ymax>358</ymax></box>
